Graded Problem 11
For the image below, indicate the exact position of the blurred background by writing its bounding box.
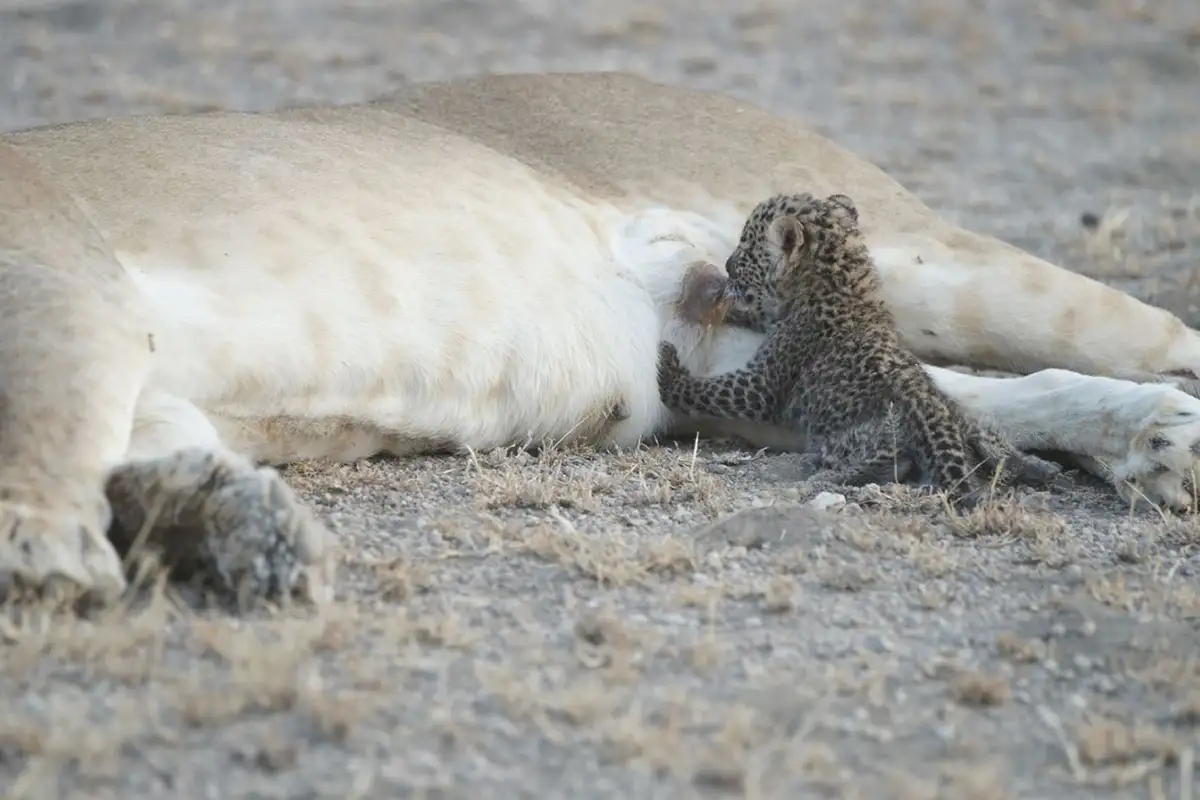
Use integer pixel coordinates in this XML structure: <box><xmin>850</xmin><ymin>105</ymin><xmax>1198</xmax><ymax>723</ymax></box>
<box><xmin>2</xmin><ymin>0</ymin><xmax>1198</xmax><ymax>320</ymax></box>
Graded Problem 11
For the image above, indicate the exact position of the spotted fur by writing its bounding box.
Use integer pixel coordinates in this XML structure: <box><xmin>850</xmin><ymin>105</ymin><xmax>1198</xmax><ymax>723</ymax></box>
<box><xmin>658</xmin><ymin>193</ymin><xmax>1063</xmax><ymax>503</ymax></box>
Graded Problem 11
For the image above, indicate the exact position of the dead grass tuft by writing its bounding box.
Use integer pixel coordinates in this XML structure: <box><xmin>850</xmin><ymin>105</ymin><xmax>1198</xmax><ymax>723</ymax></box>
<box><xmin>683</xmin><ymin>637</ymin><xmax>723</xmax><ymax>673</ymax></box>
<box><xmin>466</xmin><ymin>445</ymin><xmax>612</xmax><ymax>511</ymax></box>
<box><xmin>1041</xmin><ymin>706</ymin><xmax>1186</xmax><ymax>789</ymax></box>
<box><xmin>1128</xmin><ymin>655</ymin><xmax>1200</xmax><ymax>701</ymax></box>
<box><xmin>1076</xmin><ymin>715</ymin><xmax>1180</xmax><ymax>769</ymax></box>
<box><xmin>934</xmin><ymin>760</ymin><xmax>1012</xmax><ymax>800</ymax></box>
<box><xmin>849</xmin><ymin>483</ymin><xmax>947</xmax><ymax>515</ymax></box>
<box><xmin>1</xmin><ymin>574</ymin><xmax>179</xmax><ymax>686</ymax></box>
<box><xmin>364</xmin><ymin>553</ymin><xmax>437</xmax><ymax>601</ymax></box>
<box><xmin>760</xmin><ymin>576</ymin><xmax>798</xmax><ymax>614</ymax></box>
<box><xmin>947</xmin><ymin>498</ymin><xmax>1066</xmax><ymax>542</ymax></box>
<box><xmin>463</xmin><ymin>443</ymin><xmax>734</xmax><ymax>517</ymax></box>
<box><xmin>1085</xmin><ymin>571</ymin><xmax>1200</xmax><ymax>617</ymax></box>
<box><xmin>948</xmin><ymin>497</ymin><xmax>1082</xmax><ymax>566</ymax></box>
<box><xmin>0</xmin><ymin>716</ymin><xmax>49</xmax><ymax>763</ymax></box>
<box><xmin>951</xmin><ymin>669</ymin><xmax>1012</xmax><ymax>708</ymax></box>
<box><xmin>1169</xmin><ymin>691</ymin><xmax>1200</xmax><ymax>726</ymax></box>
<box><xmin>572</xmin><ymin>609</ymin><xmax>646</xmax><ymax>680</ymax></box>
<box><xmin>0</xmin><ymin>698</ymin><xmax>147</xmax><ymax>795</ymax></box>
<box><xmin>232</xmin><ymin>734</ymin><xmax>298</xmax><ymax>773</ymax></box>
<box><xmin>508</xmin><ymin>513</ymin><xmax>698</xmax><ymax>587</ymax></box>
<box><xmin>174</xmin><ymin>611</ymin><xmax>389</xmax><ymax>739</ymax></box>
<box><xmin>995</xmin><ymin>631</ymin><xmax>1047</xmax><ymax>664</ymax></box>
<box><xmin>819</xmin><ymin>561</ymin><xmax>879</xmax><ymax>592</ymax></box>
<box><xmin>176</xmin><ymin>627</ymin><xmax>313</xmax><ymax>727</ymax></box>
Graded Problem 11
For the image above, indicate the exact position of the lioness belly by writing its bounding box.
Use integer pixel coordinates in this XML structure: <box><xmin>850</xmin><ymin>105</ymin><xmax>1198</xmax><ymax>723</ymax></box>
<box><xmin>121</xmin><ymin>199</ymin><xmax>669</xmax><ymax>463</ymax></box>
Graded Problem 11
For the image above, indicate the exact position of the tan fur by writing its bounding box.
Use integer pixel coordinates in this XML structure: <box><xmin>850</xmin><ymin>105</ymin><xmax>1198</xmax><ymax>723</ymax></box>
<box><xmin>3</xmin><ymin>71</ymin><xmax>1200</xmax><ymax>605</ymax></box>
<box><xmin>389</xmin><ymin>74</ymin><xmax>1200</xmax><ymax>380</ymax></box>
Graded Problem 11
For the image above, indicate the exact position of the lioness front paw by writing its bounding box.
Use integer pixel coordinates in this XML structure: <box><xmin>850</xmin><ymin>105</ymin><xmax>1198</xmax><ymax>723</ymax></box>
<box><xmin>105</xmin><ymin>449</ymin><xmax>336</xmax><ymax>607</ymax></box>
<box><xmin>1109</xmin><ymin>385</ymin><xmax>1200</xmax><ymax>511</ymax></box>
<box><xmin>0</xmin><ymin>501</ymin><xmax>126</xmax><ymax>605</ymax></box>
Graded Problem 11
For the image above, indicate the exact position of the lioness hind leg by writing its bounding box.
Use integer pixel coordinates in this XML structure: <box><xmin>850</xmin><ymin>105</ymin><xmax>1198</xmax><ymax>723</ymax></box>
<box><xmin>106</xmin><ymin>393</ymin><xmax>336</xmax><ymax>607</ymax></box>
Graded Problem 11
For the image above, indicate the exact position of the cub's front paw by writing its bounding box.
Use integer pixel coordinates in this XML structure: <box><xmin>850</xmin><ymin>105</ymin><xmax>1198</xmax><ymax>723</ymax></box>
<box><xmin>0</xmin><ymin>500</ymin><xmax>126</xmax><ymax>606</ymax></box>
<box><xmin>106</xmin><ymin>449</ymin><xmax>336</xmax><ymax>607</ymax></box>
<box><xmin>657</xmin><ymin>341</ymin><xmax>689</xmax><ymax>395</ymax></box>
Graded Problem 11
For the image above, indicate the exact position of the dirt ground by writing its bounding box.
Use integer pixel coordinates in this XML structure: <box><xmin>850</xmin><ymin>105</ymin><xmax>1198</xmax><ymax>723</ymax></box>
<box><xmin>2</xmin><ymin>0</ymin><xmax>1200</xmax><ymax>797</ymax></box>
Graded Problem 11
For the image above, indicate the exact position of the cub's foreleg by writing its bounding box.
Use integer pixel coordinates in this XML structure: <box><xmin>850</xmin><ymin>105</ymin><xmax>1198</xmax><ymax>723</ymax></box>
<box><xmin>657</xmin><ymin>341</ymin><xmax>784</xmax><ymax>423</ymax></box>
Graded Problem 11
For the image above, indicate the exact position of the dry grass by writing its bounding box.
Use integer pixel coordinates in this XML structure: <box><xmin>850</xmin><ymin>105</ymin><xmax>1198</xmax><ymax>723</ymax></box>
<box><xmin>464</xmin><ymin>443</ymin><xmax>734</xmax><ymax>518</ymax></box>
<box><xmin>115</xmin><ymin>438</ymin><xmax>1192</xmax><ymax>796</ymax></box>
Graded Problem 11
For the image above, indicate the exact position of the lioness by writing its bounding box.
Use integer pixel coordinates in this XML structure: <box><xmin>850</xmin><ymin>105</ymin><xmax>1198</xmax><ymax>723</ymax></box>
<box><xmin>2</xmin><ymin>72</ymin><xmax>1197</xmax><ymax>606</ymax></box>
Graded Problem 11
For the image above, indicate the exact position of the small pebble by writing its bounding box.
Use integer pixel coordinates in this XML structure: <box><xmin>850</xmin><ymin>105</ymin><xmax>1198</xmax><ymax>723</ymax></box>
<box><xmin>808</xmin><ymin>491</ymin><xmax>847</xmax><ymax>512</ymax></box>
<box><xmin>865</xmin><ymin>634</ymin><xmax>894</xmax><ymax>653</ymax></box>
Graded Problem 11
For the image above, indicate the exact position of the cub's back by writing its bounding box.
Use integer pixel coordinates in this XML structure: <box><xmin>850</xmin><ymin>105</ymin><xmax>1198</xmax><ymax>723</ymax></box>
<box><xmin>780</xmin><ymin>289</ymin><xmax>936</xmax><ymax>426</ymax></box>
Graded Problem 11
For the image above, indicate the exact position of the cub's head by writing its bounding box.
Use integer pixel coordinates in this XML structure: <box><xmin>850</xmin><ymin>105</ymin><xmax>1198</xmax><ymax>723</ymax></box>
<box><xmin>723</xmin><ymin>193</ymin><xmax>869</xmax><ymax>320</ymax></box>
<box><xmin>719</xmin><ymin>192</ymin><xmax>816</xmax><ymax>328</ymax></box>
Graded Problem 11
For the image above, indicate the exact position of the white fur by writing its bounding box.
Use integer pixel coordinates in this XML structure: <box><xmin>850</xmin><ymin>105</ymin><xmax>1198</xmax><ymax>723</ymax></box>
<box><xmin>928</xmin><ymin>368</ymin><xmax>1200</xmax><ymax>510</ymax></box>
<box><xmin>112</xmin><ymin>199</ymin><xmax>1200</xmax><ymax>514</ymax></box>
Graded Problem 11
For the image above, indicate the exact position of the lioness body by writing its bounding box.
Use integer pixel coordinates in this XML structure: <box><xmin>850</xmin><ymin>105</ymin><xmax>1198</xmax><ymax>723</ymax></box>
<box><xmin>3</xmin><ymin>72</ymin><xmax>1200</xmax><ymax>602</ymax></box>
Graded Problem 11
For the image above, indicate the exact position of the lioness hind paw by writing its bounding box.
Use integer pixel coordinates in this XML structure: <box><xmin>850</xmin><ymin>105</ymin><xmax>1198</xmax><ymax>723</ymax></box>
<box><xmin>106</xmin><ymin>449</ymin><xmax>336</xmax><ymax>608</ymax></box>
<box><xmin>201</xmin><ymin>466</ymin><xmax>335</xmax><ymax>606</ymax></box>
<box><xmin>0</xmin><ymin>501</ymin><xmax>126</xmax><ymax>606</ymax></box>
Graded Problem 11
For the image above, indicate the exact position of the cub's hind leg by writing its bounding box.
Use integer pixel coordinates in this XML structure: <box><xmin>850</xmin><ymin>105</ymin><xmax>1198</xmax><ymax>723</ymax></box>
<box><xmin>0</xmin><ymin>149</ymin><xmax>152</xmax><ymax>605</ymax></box>
<box><xmin>892</xmin><ymin>406</ymin><xmax>979</xmax><ymax>507</ymax></box>
<box><xmin>886</xmin><ymin>370</ymin><xmax>982</xmax><ymax>504</ymax></box>
<box><xmin>964</xmin><ymin>420</ymin><xmax>1066</xmax><ymax>490</ymax></box>
<box><xmin>105</xmin><ymin>392</ymin><xmax>336</xmax><ymax>607</ymax></box>
<box><xmin>803</xmin><ymin>422</ymin><xmax>918</xmax><ymax>487</ymax></box>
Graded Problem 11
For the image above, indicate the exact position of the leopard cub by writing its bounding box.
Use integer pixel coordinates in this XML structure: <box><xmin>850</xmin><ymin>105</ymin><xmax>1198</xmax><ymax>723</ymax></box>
<box><xmin>657</xmin><ymin>192</ymin><xmax>1062</xmax><ymax>504</ymax></box>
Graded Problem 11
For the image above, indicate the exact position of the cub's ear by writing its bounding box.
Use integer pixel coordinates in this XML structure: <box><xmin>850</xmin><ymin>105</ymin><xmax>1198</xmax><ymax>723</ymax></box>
<box><xmin>766</xmin><ymin>215</ymin><xmax>804</xmax><ymax>257</ymax></box>
<box><xmin>826</xmin><ymin>194</ymin><xmax>859</xmax><ymax>224</ymax></box>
